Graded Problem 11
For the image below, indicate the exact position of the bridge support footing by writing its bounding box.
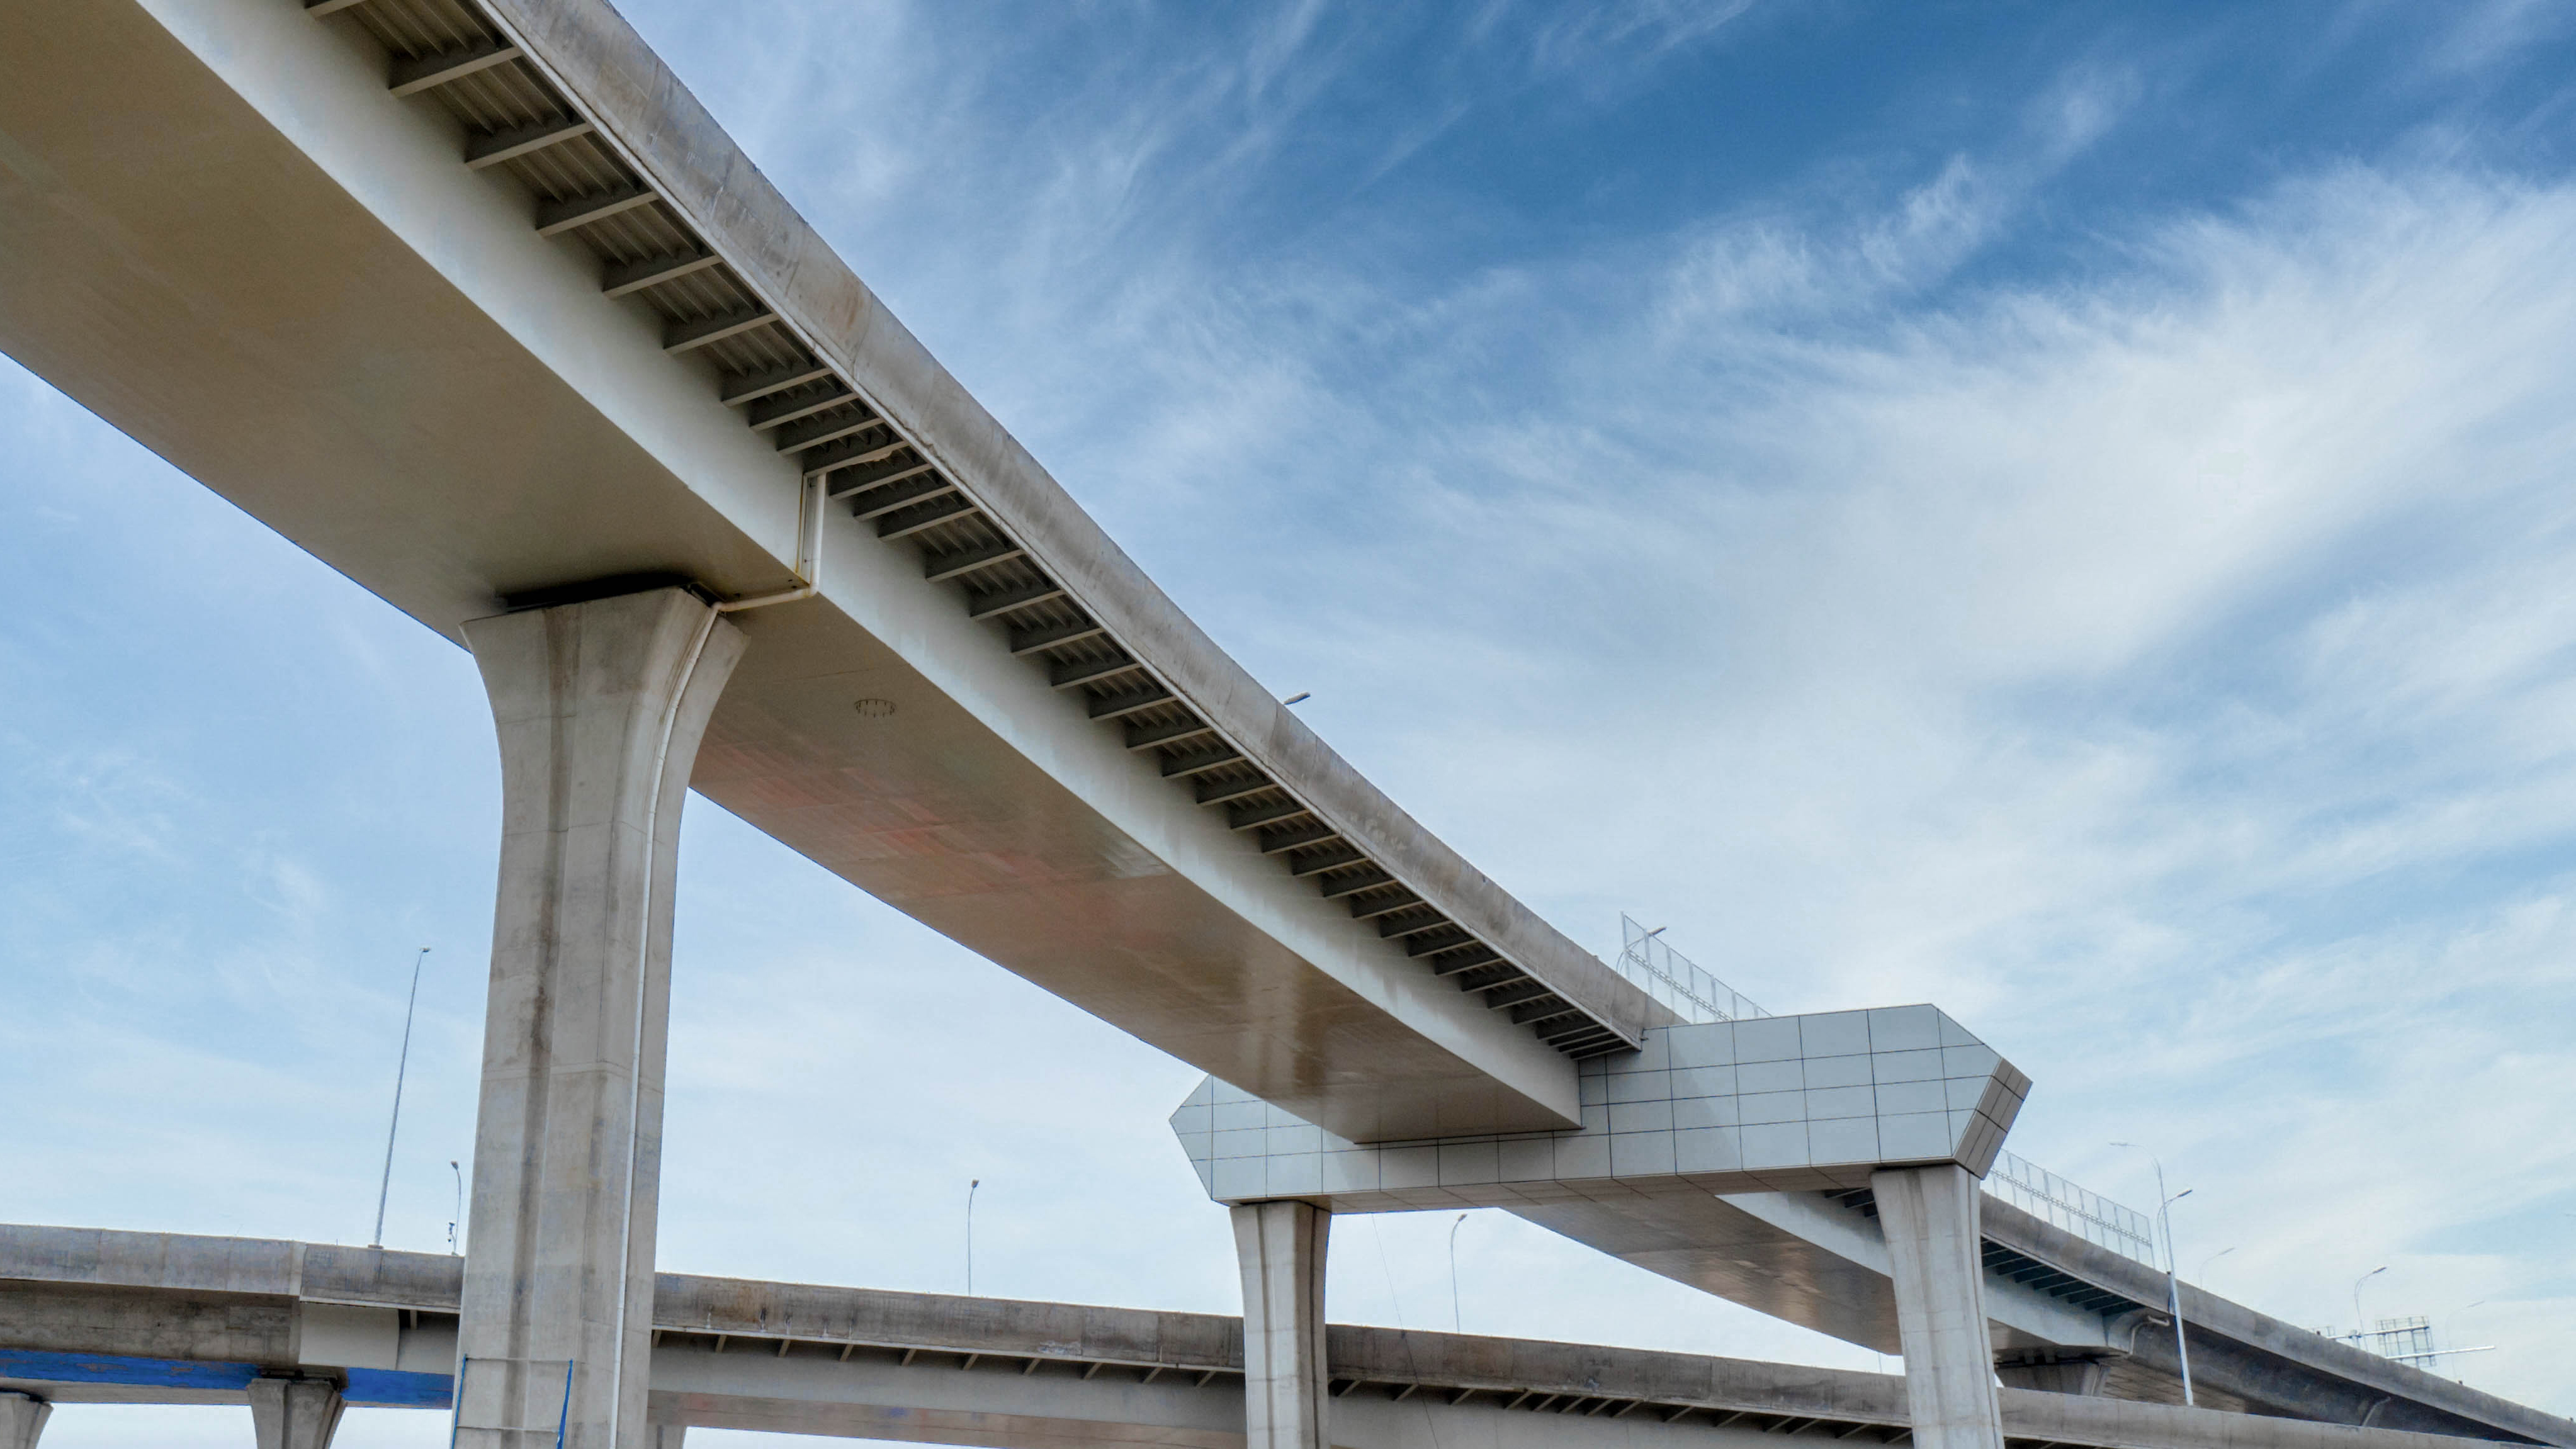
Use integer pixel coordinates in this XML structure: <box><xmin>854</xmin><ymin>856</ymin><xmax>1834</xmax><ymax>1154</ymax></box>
<box><xmin>1233</xmin><ymin>1199</ymin><xmax>1329</xmax><ymax>1449</ymax></box>
<box><xmin>456</xmin><ymin>588</ymin><xmax>745</xmax><ymax>1449</ymax></box>
<box><xmin>247</xmin><ymin>1377</ymin><xmax>342</xmax><ymax>1449</ymax></box>
<box><xmin>1875</xmin><ymin>1164</ymin><xmax>2006</xmax><ymax>1449</ymax></box>
<box><xmin>0</xmin><ymin>1392</ymin><xmax>48</xmax><ymax>1449</ymax></box>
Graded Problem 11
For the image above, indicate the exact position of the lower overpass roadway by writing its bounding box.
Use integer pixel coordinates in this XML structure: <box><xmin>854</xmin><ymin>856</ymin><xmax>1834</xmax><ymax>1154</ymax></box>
<box><xmin>1</xmin><ymin>1226</ymin><xmax>2557</xmax><ymax>1449</ymax></box>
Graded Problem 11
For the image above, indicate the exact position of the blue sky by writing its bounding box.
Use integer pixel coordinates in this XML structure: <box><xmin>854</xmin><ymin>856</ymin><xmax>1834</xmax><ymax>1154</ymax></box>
<box><xmin>8</xmin><ymin>1</ymin><xmax>2576</xmax><ymax>1441</ymax></box>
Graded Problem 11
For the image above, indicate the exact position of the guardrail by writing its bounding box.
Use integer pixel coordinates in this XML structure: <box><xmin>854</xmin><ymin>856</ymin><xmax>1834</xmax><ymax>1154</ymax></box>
<box><xmin>1613</xmin><ymin>915</ymin><xmax>2160</xmax><ymax>1269</ymax></box>
<box><xmin>1986</xmin><ymin>1151</ymin><xmax>2159</xmax><ymax>1265</ymax></box>
<box><xmin>1613</xmin><ymin>913</ymin><xmax>1770</xmax><ymax>1023</ymax></box>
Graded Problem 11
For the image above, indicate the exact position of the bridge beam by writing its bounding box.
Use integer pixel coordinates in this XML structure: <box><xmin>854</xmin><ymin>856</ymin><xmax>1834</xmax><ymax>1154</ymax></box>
<box><xmin>1233</xmin><ymin>1200</ymin><xmax>1330</xmax><ymax>1449</ymax></box>
<box><xmin>1875</xmin><ymin>1166</ymin><xmax>2004</xmax><ymax>1449</ymax></box>
<box><xmin>456</xmin><ymin>587</ymin><xmax>747</xmax><ymax>1449</ymax></box>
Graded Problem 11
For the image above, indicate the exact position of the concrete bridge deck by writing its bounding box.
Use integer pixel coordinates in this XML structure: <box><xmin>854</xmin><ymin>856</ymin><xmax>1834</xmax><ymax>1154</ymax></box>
<box><xmin>0</xmin><ymin>1226</ymin><xmax>2546</xmax><ymax>1449</ymax></box>
<box><xmin>0</xmin><ymin>0</ymin><xmax>1667</xmax><ymax>1146</ymax></box>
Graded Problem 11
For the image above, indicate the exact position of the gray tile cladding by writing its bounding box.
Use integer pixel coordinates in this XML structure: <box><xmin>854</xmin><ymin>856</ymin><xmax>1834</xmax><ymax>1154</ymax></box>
<box><xmin>1170</xmin><ymin>1005</ymin><xmax>2027</xmax><ymax>1209</ymax></box>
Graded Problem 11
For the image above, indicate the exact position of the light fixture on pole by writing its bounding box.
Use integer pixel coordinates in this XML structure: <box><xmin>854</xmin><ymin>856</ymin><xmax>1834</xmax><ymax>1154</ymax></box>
<box><xmin>966</xmin><ymin>1180</ymin><xmax>981</xmax><ymax>1296</ymax></box>
<box><xmin>371</xmin><ymin>947</ymin><xmax>431</xmax><ymax>1249</ymax></box>
<box><xmin>2196</xmin><ymin>1246</ymin><xmax>2235</xmax><ymax>1284</ymax></box>
<box><xmin>2112</xmin><ymin>1142</ymin><xmax>2195</xmax><ymax>1407</ymax></box>
<box><xmin>1448</xmin><ymin>1213</ymin><xmax>1469</xmax><ymax>1333</ymax></box>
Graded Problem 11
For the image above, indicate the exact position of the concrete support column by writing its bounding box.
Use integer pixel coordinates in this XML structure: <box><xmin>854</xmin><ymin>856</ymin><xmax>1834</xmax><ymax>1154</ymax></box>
<box><xmin>455</xmin><ymin>589</ymin><xmax>745</xmax><ymax>1449</ymax></box>
<box><xmin>1231</xmin><ymin>1200</ymin><xmax>1329</xmax><ymax>1449</ymax></box>
<box><xmin>0</xmin><ymin>1392</ymin><xmax>50</xmax><ymax>1449</ymax></box>
<box><xmin>247</xmin><ymin>1377</ymin><xmax>342</xmax><ymax>1449</ymax></box>
<box><xmin>1872</xmin><ymin>1165</ymin><xmax>2004</xmax><ymax>1449</ymax></box>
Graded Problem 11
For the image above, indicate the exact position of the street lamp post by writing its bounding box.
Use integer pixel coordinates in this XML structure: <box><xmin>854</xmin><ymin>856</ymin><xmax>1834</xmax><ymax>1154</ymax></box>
<box><xmin>2113</xmin><ymin>1142</ymin><xmax>2196</xmax><ymax>1407</ymax></box>
<box><xmin>2353</xmin><ymin>1265</ymin><xmax>2388</xmax><ymax>1341</ymax></box>
<box><xmin>371</xmin><ymin>947</ymin><xmax>432</xmax><ymax>1249</ymax></box>
<box><xmin>1448</xmin><ymin>1214</ymin><xmax>1469</xmax><ymax>1333</ymax></box>
<box><xmin>966</xmin><ymin>1180</ymin><xmax>981</xmax><ymax>1296</ymax></box>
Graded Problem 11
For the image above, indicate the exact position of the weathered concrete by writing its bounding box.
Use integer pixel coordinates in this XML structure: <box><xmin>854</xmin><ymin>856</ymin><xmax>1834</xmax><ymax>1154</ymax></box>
<box><xmin>1876</xmin><ymin>1166</ymin><xmax>2006</xmax><ymax>1449</ymax></box>
<box><xmin>7</xmin><ymin>1218</ymin><xmax>2564</xmax><ymax>1447</ymax></box>
<box><xmin>0</xmin><ymin>1392</ymin><xmax>48</xmax><ymax>1449</ymax></box>
<box><xmin>4</xmin><ymin>1227</ymin><xmax>2566</xmax><ymax>1449</ymax></box>
<box><xmin>247</xmin><ymin>1377</ymin><xmax>342</xmax><ymax>1449</ymax></box>
<box><xmin>456</xmin><ymin>589</ymin><xmax>746</xmax><ymax>1449</ymax></box>
<box><xmin>1230</xmin><ymin>1204</ymin><xmax>1327</xmax><ymax>1449</ymax></box>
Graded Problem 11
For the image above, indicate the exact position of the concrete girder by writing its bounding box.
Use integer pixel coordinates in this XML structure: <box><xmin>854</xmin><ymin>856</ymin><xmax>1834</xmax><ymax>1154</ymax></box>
<box><xmin>0</xmin><ymin>0</ymin><xmax>1654</xmax><ymax>1144</ymax></box>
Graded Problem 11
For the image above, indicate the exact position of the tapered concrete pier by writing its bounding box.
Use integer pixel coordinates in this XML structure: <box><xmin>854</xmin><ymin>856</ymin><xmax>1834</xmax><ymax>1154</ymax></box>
<box><xmin>454</xmin><ymin>588</ymin><xmax>745</xmax><ymax>1449</ymax></box>
<box><xmin>1233</xmin><ymin>1201</ymin><xmax>1330</xmax><ymax>1449</ymax></box>
<box><xmin>247</xmin><ymin>1378</ymin><xmax>342</xmax><ymax>1449</ymax></box>
<box><xmin>1875</xmin><ymin>1165</ymin><xmax>2006</xmax><ymax>1449</ymax></box>
<box><xmin>0</xmin><ymin>1392</ymin><xmax>48</xmax><ymax>1449</ymax></box>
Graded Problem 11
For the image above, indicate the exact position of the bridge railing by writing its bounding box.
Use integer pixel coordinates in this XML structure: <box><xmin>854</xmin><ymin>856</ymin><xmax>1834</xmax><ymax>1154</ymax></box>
<box><xmin>1613</xmin><ymin>914</ymin><xmax>1771</xmax><ymax>1023</ymax></box>
<box><xmin>1986</xmin><ymin>1151</ymin><xmax>2160</xmax><ymax>1266</ymax></box>
<box><xmin>1613</xmin><ymin>916</ymin><xmax>2161</xmax><ymax>1270</ymax></box>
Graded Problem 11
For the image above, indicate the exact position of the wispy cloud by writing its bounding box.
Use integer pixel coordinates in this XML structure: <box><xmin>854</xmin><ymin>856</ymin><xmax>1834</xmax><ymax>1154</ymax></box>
<box><xmin>630</xmin><ymin>8</ymin><xmax>2576</xmax><ymax>1396</ymax></box>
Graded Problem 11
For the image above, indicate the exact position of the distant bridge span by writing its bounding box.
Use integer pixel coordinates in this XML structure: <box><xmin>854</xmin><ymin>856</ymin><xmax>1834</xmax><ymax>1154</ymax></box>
<box><xmin>2</xmin><ymin>1227</ymin><xmax>2563</xmax><ymax>1449</ymax></box>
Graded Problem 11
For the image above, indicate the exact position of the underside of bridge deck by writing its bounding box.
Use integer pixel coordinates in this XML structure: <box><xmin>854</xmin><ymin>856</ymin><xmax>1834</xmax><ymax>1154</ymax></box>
<box><xmin>0</xmin><ymin>0</ymin><xmax>1671</xmax><ymax>1147</ymax></box>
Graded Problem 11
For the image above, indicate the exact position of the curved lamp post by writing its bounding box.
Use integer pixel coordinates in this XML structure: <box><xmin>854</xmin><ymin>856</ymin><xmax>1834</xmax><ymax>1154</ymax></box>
<box><xmin>2113</xmin><ymin>1142</ymin><xmax>2195</xmax><ymax>1406</ymax></box>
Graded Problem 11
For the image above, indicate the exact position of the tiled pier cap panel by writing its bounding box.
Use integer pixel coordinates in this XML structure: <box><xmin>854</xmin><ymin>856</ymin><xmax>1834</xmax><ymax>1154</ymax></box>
<box><xmin>1172</xmin><ymin>1006</ymin><xmax>2029</xmax><ymax>1210</ymax></box>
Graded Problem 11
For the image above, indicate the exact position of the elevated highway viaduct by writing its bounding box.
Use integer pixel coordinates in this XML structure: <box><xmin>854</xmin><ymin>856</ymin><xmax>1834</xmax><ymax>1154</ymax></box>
<box><xmin>3</xmin><ymin>1227</ymin><xmax>2567</xmax><ymax>1449</ymax></box>
<box><xmin>3</xmin><ymin>6</ymin><xmax>2566</xmax><ymax>1449</ymax></box>
<box><xmin>1</xmin><ymin>0</ymin><xmax>1669</xmax><ymax>1441</ymax></box>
